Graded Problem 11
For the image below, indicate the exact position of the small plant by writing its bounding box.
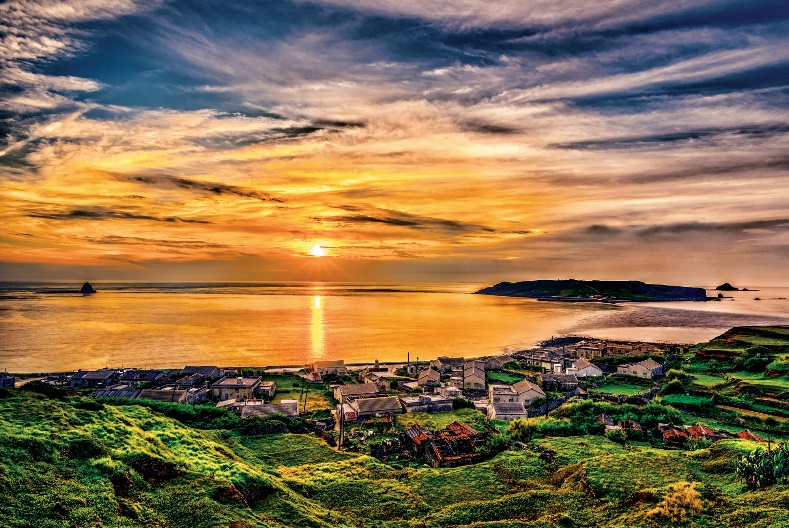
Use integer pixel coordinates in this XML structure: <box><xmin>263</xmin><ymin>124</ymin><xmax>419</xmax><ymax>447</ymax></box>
<box><xmin>605</xmin><ymin>429</ymin><xmax>627</xmax><ymax>445</ymax></box>
<box><xmin>647</xmin><ymin>482</ymin><xmax>703</xmax><ymax>523</ymax></box>
<box><xmin>736</xmin><ymin>443</ymin><xmax>789</xmax><ymax>489</ymax></box>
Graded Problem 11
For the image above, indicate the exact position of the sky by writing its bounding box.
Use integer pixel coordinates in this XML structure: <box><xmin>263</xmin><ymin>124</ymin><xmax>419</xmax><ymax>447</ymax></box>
<box><xmin>1</xmin><ymin>0</ymin><xmax>788</xmax><ymax>285</ymax></box>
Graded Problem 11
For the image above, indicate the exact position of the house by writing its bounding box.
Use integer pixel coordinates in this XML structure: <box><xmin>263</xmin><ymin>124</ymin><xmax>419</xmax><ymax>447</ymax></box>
<box><xmin>617</xmin><ymin>358</ymin><xmax>663</xmax><ymax>379</ymax></box>
<box><xmin>137</xmin><ymin>388</ymin><xmax>188</xmax><ymax>403</ymax></box>
<box><xmin>598</xmin><ymin>414</ymin><xmax>622</xmax><ymax>432</ymax></box>
<box><xmin>347</xmin><ymin>396</ymin><xmax>403</xmax><ymax>421</ymax></box>
<box><xmin>485</xmin><ymin>355</ymin><xmax>515</xmax><ymax>371</ymax></box>
<box><xmin>334</xmin><ymin>382</ymin><xmax>379</xmax><ymax>402</ymax></box>
<box><xmin>240</xmin><ymin>400</ymin><xmax>299</xmax><ymax>418</ymax></box>
<box><xmin>212</xmin><ymin>376</ymin><xmax>262</xmax><ymax>401</ymax></box>
<box><xmin>417</xmin><ymin>369</ymin><xmax>441</xmax><ymax>388</ymax></box>
<box><xmin>430</xmin><ymin>357</ymin><xmax>466</xmax><ymax>374</ymax></box>
<box><xmin>487</xmin><ymin>402</ymin><xmax>528</xmax><ymax>420</ymax></box>
<box><xmin>174</xmin><ymin>373</ymin><xmax>204</xmax><ymax>387</ymax></box>
<box><xmin>605</xmin><ymin>343</ymin><xmax>635</xmax><ymax>356</ymax></box>
<box><xmin>565</xmin><ymin>359</ymin><xmax>603</xmax><ymax>378</ymax></box>
<box><xmin>684</xmin><ymin>424</ymin><xmax>722</xmax><ymax>442</ymax></box>
<box><xmin>182</xmin><ymin>366</ymin><xmax>220</xmax><ymax>379</ymax></box>
<box><xmin>119</xmin><ymin>369</ymin><xmax>165</xmax><ymax>385</ymax></box>
<box><xmin>0</xmin><ymin>372</ymin><xmax>15</xmax><ymax>388</ymax></box>
<box><xmin>435</xmin><ymin>385</ymin><xmax>462</xmax><ymax>399</ymax></box>
<box><xmin>618</xmin><ymin>419</ymin><xmax>644</xmax><ymax>432</ymax></box>
<box><xmin>71</xmin><ymin>369</ymin><xmax>119</xmax><ymax>388</ymax></box>
<box><xmin>399</xmin><ymin>394</ymin><xmax>453</xmax><ymax>413</ymax></box>
<box><xmin>90</xmin><ymin>387</ymin><xmax>140</xmax><ymax>399</ymax></box>
<box><xmin>736</xmin><ymin>430</ymin><xmax>767</xmax><ymax>442</ymax></box>
<box><xmin>360</xmin><ymin>371</ymin><xmax>384</xmax><ymax>390</ymax></box>
<box><xmin>511</xmin><ymin>379</ymin><xmax>547</xmax><ymax>406</ymax></box>
<box><xmin>424</xmin><ymin>421</ymin><xmax>486</xmax><ymax>468</ymax></box>
<box><xmin>448</xmin><ymin>376</ymin><xmax>464</xmax><ymax>389</ymax></box>
<box><xmin>517</xmin><ymin>350</ymin><xmax>565</xmax><ymax>372</ymax></box>
<box><xmin>401</xmin><ymin>425</ymin><xmax>434</xmax><ymax>454</ymax></box>
<box><xmin>310</xmin><ymin>360</ymin><xmax>347</xmax><ymax>376</ymax></box>
<box><xmin>572</xmin><ymin>342</ymin><xmax>605</xmax><ymax>359</ymax></box>
<box><xmin>302</xmin><ymin>371</ymin><xmax>323</xmax><ymax>384</ymax></box>
<box><xmin>658</xmin><ymin>423</ymin><xmax>689</xmax><ymax>445</ymax></box>
<box><xmin>398</xmin><ymin>380</ymin><xmax>419</xmax><ymax>392</ymax></box>
<box><xmin>463</xmin><ymin>361</ymin><xmax>486</xmax><ymax>391</ymax></box>
<box><xmin>537</xmin><ymin>373</ymin><xmax>579</xmax><ymax>392</ymax></box>
<box><xmin>258</xmin><ymin>381</ymin><xmax>277</xmax><ymax>399</ymax></box>
<box><xmin>489</xmin><ymin>384</ymin><xmax>518</xmax><ymax>403</ymax></box>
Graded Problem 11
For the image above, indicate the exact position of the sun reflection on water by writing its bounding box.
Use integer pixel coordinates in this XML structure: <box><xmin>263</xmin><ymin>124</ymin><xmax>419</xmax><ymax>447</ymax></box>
<box><xmin>310</xmin><ymin>295</ymin><xmax>324</xmax><ymax>360</ymax></box>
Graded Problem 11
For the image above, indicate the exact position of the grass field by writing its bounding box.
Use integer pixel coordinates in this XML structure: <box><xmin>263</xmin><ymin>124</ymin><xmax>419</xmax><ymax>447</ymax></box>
<box><xmin>690</xmin><ymin>373</ymin><xmax>730</xmax><ymax>388</ymax></box>
<box><xmin>486</xmin><ymin>371</ymin><xmax>525</xmax><ymax>384</ymax></box>
<box><xmin>261</xmin><ymin>374</ymin><xmax>334</xmax><ymax>410</ymax></box>
<box><xmin>729</xmin><ymin>372</ymin><xmax>789</xmax><ymax>393</ymax></box>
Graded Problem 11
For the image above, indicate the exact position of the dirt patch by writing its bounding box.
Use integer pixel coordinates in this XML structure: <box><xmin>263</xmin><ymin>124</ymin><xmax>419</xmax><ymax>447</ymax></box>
<box><xmin>130</xmin><ymin>457</ymin><xmax>182</xmax><ymax>484</ymax></box>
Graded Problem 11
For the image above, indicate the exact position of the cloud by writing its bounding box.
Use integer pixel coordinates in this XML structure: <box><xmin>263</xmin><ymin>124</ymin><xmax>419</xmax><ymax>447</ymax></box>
<box><xmin>27</xmin><ymin>207</ymin><xmax>211</xmax><ymax>224</ymax></box>
<box><xmin>122</xmin><ymin>175</ymin><xmax>284</xmax><ymax>203</ymax></box>
<box><xmin>316</xmin><ymin>206</ymin><xmax>497</xmax><ymax>234</ymax></box>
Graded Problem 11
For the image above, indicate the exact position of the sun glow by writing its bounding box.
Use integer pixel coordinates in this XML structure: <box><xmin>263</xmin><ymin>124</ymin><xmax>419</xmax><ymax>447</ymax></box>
<box><xmin>310</xmin><ymin>244</ymin><xmax>326</xmax><ymax>257</ymax></box>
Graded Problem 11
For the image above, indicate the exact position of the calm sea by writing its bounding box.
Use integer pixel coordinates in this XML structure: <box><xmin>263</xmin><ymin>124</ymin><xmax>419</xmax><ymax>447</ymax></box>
<box><xmin>1</xmin><ymin>282</ymin><xmax>788</xmax><ymax>373</ymax></box>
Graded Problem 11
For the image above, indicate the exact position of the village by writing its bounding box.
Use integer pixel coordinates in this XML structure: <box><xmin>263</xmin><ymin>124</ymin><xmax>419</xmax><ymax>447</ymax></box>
<box><xmin>11</xmin><ymin>333</ymin><xmax>777</xmax><ymax>469</ymax></box>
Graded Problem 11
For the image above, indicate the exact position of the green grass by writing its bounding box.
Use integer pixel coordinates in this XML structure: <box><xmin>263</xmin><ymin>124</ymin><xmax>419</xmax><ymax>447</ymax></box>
<box><xmin>729</xmin><ymin>372</ymin><xmax>789</xmax><ymax>392</ymax></box>
<box><xmin>591</xmin><ymin>381</ymin><xmax>652</xmax><ymax>396</ymax></box>
<box><xmin>690</xmin><ymin>373</ymin><xmax>730</xmax><ymax>388</ymax></box>
<box><xmin>396</xmin><ymin>408</ymin><xmax>488</xmax><ymax>432</ymax></box>
<box><xmin>486</xmin><ymin>371</ymin><xmax>525</xmax><ymax>384</ymax></box>
<box><xmin>260</xmin><ymin>374</ymin><xmax>334</xmax><ymax>410</ymax></box>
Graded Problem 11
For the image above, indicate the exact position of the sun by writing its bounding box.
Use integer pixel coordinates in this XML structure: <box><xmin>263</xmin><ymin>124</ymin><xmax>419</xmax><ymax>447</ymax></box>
<box><xmin>310</xmin><ymin>244</ymin><xmax>326</xmax><ymax>257</ymax></box>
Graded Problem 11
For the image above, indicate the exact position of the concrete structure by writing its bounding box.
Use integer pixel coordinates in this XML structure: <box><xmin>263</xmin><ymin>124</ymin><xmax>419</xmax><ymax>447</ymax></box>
<box><xmin>617</xmin><ymin>358</ymin><xmax>663</xmax><ymax>379</ymax></box>
<box><xmin>258</xmin><ymin>381</ymin><xmax>277</xmax><ymax>399</ymax></box>
<box><xmin>399</xmin><ymin>394</ymin><xmax>453</xmax><ymax>413</ymax></box>
<box><xmin>240</xmin><ymin>399</ymin><xmax>299</xmax><ymax>418</ymax></box>
<box><xmin>537</xmin><ymin>373</ymin><xmax>579</xmax><ymax>392</ymax></box>
<box><xmin>430</xmin><ymin>356</ymin><xmax>465</xmax><ymax>374</ymax></box>
<box><xmin>182</xmin><ymin>366</ymin><xmax>220</xmax><ymax>379</ymax></box>
<box><xmin>487</xmin><ymin>402</ymin><xmax>528</xmax><ymax>420</ymax></box>
<box><xmin>0</xmin><ymin>372</ymin><xmax>15</xmax><ymax>388</ymax></box>
<box><xmin>212</xmin><ymin>376</ymin><xmax>262</xmax><ymax>401</ymax></box>
<box><xmin>71</xmin><ymin>369</ymin><xmax>119</xmax><ymax>388</ymax></box>
<box><xmin>417</xmin><ymin>369</ymin><xmax>441</xmax><ymax>388</ymax></box>
<box><xmin>485</xmin><ymin>355</ymin><xmax>515</xmax><ymax>370</ymax></box>
<box><xmin>347</xmin><ymin>396</ymin><xmax>403</xmax><ymax>421</ymax></box>
<box><xmin>435</xmin><ymin>385</ymin><xmax>462</xmax><ymax>399</ymax></box>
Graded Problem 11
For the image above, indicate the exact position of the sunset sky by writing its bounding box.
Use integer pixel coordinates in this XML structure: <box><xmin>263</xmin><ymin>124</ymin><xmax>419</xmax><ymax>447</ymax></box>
<box><xmin>1</xmin><ymin>0</ymin><xmax>788</xmax><ymax>284</ymax></box>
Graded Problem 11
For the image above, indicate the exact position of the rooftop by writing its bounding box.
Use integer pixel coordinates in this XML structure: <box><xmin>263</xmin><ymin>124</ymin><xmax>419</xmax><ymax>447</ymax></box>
<box><xmin>214</xmin><ymin>376</ymin><xmax>261</xmax><ymax>388</ymax></box>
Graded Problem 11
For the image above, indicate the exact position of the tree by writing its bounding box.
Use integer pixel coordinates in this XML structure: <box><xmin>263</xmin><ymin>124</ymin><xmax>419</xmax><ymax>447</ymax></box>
<box><xmin>507</xmin><ymin>418</ymin><xmax>533</xmax><ymax>443</ymax></box>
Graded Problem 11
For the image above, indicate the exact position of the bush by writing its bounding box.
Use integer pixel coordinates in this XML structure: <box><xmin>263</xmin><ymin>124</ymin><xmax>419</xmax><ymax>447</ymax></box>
<box><xmin>647</xmin><ymin>482</ymin><xmax>703</xmax><ymax>523</ymax></box>
<box><xmin>766</xmin><ymin>358</ymin><xmax>789</xmax><ymax>373</ymax></box>
<box><xmin>743</xmin><ymin>356</ymin><xmax>771</xmax><ymax>373</ymax></box>
<box><xmin>661</xmin><ymin>380</ymin><xmax>686</xmax><ymax>395</ymax></box>
<box><xmin>452</xmin><ymin>397</ymin><xmax>475</xmax><ymax>410</ymax></box>
<box><xmin>665</xmin><ymin>369</ymin><xmax>687</xmax><ymax>381</ymax></box>
<box><xmin>24</xmin><ymin>381</ymin><xmax>66</xmax><ymax>399</ymax></box>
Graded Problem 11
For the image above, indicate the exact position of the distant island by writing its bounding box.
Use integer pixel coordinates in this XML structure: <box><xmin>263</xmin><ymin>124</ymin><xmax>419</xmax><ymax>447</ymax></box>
<box><xmin>715</xmin><ymin>283</ymin><xmax>754</xmax><ymax>292</ymax></box>
<box><xmin>475</xmin><ymin>279</ymin><xmax>708</xmax><ymax>302</ymax></box>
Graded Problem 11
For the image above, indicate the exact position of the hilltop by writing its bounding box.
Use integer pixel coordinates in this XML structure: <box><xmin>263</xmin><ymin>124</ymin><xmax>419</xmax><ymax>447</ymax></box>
<box><xmin>475</xmin><ymin>279</ymin><xmax>708</xmax><ymax>302</ymax></box>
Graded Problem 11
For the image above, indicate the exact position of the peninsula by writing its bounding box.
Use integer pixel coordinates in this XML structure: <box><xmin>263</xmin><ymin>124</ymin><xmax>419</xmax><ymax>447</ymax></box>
<box><xmin>475</xmin><ymin>279</ymin><xmax>708</xmax><ymax>302</ymax></box>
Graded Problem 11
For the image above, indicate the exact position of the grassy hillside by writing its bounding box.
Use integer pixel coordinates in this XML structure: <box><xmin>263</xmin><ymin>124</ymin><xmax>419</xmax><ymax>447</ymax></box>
<box><xmin>3</xmin><ymin>388</ymin><xmax>789</xmax><ymax>527</ymax></box>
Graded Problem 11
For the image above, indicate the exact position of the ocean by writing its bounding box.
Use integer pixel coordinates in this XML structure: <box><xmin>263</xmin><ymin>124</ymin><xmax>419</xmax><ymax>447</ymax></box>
<box><xmin>1</xmin><ymin>282</ymin><xmax>788</xmax><ymax>373</ymax></box>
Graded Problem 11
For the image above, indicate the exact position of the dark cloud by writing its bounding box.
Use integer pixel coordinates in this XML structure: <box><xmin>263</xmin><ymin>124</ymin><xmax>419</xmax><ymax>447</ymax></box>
<box><xmin>637</xmin><ymin>219</ymin><xmax>789</xmax><ymax>237</ymax></box>
<box><xmin>27</xmin><ymin>208</ymin><xmax>211</xmax><ymax>224</ymax></box>
<box><xmin>123</xmin><ymin>175</ymin><xmax>283</xmax><ymax>203</ymax></box>
<box><xmin>460</xmin><ymin>120</ymin><xmax>521</xmax><ymax>135</ymax></box>
<box><xmin>86</xmin><ymin>235</ymin><xmax>231</xmax><ymax>249</ymax></box>
<box><xmin>551</xmin><ymin>123</ymin><xmax>789</xmax><ymax>150</ymax></box>
<box><xmin>316</xmin><ymin>207</ymin><xmax>496</xmax><ymax>233</ymax></box>
<box><xmin>585</xmin><ymin>225</ymin><xmax>622</xmax><ymax>235</ymax></box>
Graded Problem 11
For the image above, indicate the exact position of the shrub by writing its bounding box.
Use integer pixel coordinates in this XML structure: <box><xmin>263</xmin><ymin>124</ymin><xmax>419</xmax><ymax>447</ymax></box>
<box><xmin>743</xmin><ymin>356</ymin><xmax>771</xmax><ymax>373</ymax></box>
<box><xmin>766</xmin><ymin>358</ymin><xmax>789</xmax><ymax>373</ymax></box>
<box><xmin>606</xmin><ymin>429</ymin><xmax>627</xmax><ymax>445</ymax></box>
<box><xmin>665</xmin><ymin>369</ymin><xmax>687</xmax><ymax>381</ymax></box>
<box><xmin>409</xmin><ymin>386</ymin><xmax>423</xmax><ymax>394</ymax></box>
<box><xmin>661</xmin><ymin>380</ymin><xmax>686</xmax><ymax>395</ymax></box>
<box><xmin>647</xmin><ymin>482</ymin><xmax>703</xmax><ymax>523</ymax></box>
